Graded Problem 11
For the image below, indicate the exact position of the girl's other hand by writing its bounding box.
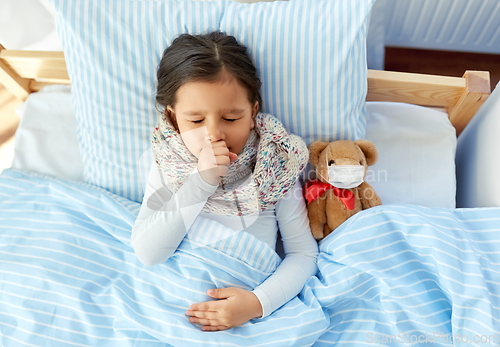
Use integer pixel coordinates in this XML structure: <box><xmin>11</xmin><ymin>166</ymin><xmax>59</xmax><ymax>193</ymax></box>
<box><xmin>198</xmin><ymin>140</ymin><xmax>238</xmax><ymax>186</ymax></box>
<box><xmin>186</xmin><ymin>287</ymin><xmax>263</xmax><ymax>331</ymax></box>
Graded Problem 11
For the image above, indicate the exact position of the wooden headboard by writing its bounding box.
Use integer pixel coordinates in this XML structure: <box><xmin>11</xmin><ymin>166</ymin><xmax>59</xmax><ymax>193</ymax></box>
<box><xmin>0</xmin><ymin>45</ymin><xmax>491</xmax><ymax>136</ymax></box>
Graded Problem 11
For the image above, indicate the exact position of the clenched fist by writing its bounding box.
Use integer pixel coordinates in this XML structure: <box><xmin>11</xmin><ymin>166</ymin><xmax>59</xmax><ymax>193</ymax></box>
<box><xmin>197</xmin><ymin>140</ymin><xmax>238</xmax><ymax>186</ymax></box>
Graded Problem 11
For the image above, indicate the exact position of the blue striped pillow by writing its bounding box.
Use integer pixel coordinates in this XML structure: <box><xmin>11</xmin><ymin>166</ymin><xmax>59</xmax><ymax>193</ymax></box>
<box><xmin>222</xmin><ymin>0</ymin><xmax>373</xmax><ymax>145</ymax></box>
<box><xmin>50</xmin><ymin>0</ymin><xmax>374</xmax><ymax>202</ymax></box>
<box><xmin>51</xmin><ymin>0</ymin><xmax>224</xmax><ymax>202</ymax></box>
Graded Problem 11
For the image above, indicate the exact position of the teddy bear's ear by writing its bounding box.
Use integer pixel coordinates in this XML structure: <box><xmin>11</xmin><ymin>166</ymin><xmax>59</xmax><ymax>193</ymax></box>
<box><xmin>354</xmin><ymin>140</ymin><xmax>378</xmax><ymax>166</ymax></box>
<box><xmin>308</xmin><ymin>141</ymin><xmax>329</xmax><ymax>166</ymax></box>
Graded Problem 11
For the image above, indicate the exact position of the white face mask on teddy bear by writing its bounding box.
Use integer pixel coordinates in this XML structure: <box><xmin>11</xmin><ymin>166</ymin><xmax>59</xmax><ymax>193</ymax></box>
<box><xmin>322</xmin><ymin>152</ymin><xmax>365</xmax><ymax>189</ymax></box>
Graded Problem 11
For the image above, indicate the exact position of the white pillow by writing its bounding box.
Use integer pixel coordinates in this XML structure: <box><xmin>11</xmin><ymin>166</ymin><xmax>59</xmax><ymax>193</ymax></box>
<box><xmin>11</xmin><ymin>85</ymin><xmax>84</xmax><ymax>182</ymax></box>
<box><xmin>0</xmin><ymin>0</ymin><xmax>62</xmax><ymax>51</ymax></box>
<box><xmin>365</xmin><ymin>102</ymin><xmax>457</xmax><ymax>208</ymax></box>
<box><xmin>456</xmin><ymin>83</ymin><xmax>500</xmax><ymax>208</ymax></box>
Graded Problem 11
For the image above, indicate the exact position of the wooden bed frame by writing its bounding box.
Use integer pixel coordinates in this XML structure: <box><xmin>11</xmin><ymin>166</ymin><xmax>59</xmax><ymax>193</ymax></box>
<box><xmin>0</xmin><ymin>45</ymin><xmax>491</xmax><ymax>136</ymax></box>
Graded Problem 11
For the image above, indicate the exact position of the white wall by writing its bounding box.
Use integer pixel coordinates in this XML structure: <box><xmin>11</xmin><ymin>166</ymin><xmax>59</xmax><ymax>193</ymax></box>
<box><xmin>383</xmin><ymin>0</ymin><xmax>500</xmax><ymax>54</ymax></box>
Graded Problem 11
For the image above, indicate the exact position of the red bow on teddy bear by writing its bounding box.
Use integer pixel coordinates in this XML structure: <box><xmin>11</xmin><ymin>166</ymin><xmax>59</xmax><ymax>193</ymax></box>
<box><xmin>303</xmin><ymin>179</ymin><xmax>355</xmax><ymax>210</ymax></box>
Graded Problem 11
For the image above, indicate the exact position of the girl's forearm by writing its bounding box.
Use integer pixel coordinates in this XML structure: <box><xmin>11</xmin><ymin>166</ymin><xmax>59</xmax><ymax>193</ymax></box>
<box><xmin>252</xmin><ymin>180</ymin><xmax>319</xmax><ymax>317</ymax></box>
<box><xmin>131</xmin><ymin>207</ymin><xmax>197</xmax><ymax>266</ymax></box>
<box><xmin>252</xmin><ymin>252</ymin><xmax>318</xmax><ymax>318</ymax></box>
<box><xmin>131</xmin><ymin>168</ymin><xmax>217</xmax><ymax>266</ymax></box>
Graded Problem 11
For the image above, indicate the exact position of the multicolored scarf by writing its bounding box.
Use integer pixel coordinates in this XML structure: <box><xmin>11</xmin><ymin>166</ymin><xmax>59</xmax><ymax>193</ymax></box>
<box><xmin>151</xmin><ymin>112</ymin><xmax>308</xmax><ymax>216</ymax></box>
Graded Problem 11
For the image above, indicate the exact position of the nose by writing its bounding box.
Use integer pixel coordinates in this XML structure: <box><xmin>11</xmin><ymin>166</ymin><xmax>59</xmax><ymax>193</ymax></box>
<box><xmin>206</xmin><ymin>121</ymin><xmax>224</xmax><ymax>142</ymax></box>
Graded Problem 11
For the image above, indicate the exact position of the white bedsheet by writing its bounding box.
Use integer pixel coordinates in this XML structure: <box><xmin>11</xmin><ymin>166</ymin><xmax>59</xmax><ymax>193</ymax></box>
<box><xmin>366</xmin><ymin>102</ymin><xmax>457</xmax><ymax>208</ymax></box>
<box><xmin>11</xmin><ymin>85</ymin><xmax>84</xmax><ymax>182</ymax></box>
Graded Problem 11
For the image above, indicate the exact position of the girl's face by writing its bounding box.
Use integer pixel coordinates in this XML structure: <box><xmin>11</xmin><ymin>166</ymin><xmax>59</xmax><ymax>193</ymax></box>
<box><xmin>167</xmin><ymin>75</ymin><xmax>259</xmax><ymax>158</ymax></box>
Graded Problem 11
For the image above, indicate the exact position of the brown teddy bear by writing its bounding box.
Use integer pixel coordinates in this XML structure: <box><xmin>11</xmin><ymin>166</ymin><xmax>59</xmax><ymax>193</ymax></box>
<box><xmin>304</xmin><ymin>140</ymin><xmax>382</xmax><ymax>240</ymax></box>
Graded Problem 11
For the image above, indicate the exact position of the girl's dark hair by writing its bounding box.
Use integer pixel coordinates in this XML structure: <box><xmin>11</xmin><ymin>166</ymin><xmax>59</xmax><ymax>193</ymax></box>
<box><xmin>156</xmin><ymin>31</ymin><xmax>262</xmax><ymax>113</ymax></box>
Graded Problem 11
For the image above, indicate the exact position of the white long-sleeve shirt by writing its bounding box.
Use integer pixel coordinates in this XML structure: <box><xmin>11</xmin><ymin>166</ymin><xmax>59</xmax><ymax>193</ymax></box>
<box><xmin>131</xmin><ymin>163</ymin><xmax>319</xmax><ymax>318</ymax></box>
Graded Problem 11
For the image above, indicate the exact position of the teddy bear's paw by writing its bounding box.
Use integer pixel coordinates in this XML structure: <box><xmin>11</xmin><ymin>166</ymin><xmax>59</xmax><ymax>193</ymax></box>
<box><xmin>369</xmin><ymin>194</ymin><xmax>383</xmax><ymax>207</ymax></box>
<box><xmin>365</xmin><ymin>198</ymin><xmax>382</xmax><ymax>208</ymax></box>
<box><xmin>310</xmin><ymin>225</ymin><xmax>325</xmax><ymax>240</ymax></box>
<box><xmin>323</xmin><ymin>224</ymin><xmax>333</xmax><ymax>238</ymax></box>
<box><xmin>358</xmin><ymin>184</ymin><xmax>382</xmax><ymax>209</ymax></box>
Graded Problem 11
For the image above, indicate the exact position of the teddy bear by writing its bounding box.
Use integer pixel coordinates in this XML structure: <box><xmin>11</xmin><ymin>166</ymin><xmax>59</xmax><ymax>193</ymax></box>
<box><xmin>304</xmin><ymin>140</ymin><xmax>382</xmax><ymax>240</ymax></box>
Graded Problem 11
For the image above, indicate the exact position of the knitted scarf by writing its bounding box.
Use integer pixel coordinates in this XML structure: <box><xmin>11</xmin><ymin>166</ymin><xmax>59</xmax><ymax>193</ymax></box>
<box><xmin>151</xmin><ymin>112</ymin><xmax>308</xmax><ymax>216</ymax></box>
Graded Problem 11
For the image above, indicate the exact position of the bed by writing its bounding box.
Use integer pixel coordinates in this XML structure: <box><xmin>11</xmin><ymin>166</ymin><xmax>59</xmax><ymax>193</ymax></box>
<box><xmin>1</xmin><ymin>0</ymin><xmax>499</xmax><ymax>346</ymax></box>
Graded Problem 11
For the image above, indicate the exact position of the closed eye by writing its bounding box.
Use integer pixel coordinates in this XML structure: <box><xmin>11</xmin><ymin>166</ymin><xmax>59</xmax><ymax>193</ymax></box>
<box><xmin>224</xmin><ymin>118</ymin><xmax>238</xmax><ymax>122</ymax></box>
<box><xmin>191</xmin><ymin>120</ymin><xmax>203</xmax><ymax>124</ymax></box>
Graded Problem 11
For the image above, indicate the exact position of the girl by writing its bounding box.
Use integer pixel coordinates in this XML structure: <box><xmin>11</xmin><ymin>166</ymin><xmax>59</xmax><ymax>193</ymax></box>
<box><xmin>131</xmin><ymin>31</ymin><xmax>318</xmax><ymax>332</ymax></box>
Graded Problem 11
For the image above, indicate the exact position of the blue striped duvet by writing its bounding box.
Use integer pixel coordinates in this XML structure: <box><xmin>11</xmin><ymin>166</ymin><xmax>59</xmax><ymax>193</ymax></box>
<box><xmin>1</xmin><ymin>168</ymin><xmax>499</xmax><ymax>346</ymax></box>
